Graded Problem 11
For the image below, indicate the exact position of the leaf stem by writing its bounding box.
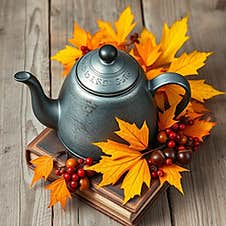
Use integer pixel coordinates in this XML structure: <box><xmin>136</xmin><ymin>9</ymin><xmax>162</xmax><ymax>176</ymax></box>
<box><xmin>142</xmin><ymin>144</ymin><xmax>166</xmax><ymax>156</ymax></box>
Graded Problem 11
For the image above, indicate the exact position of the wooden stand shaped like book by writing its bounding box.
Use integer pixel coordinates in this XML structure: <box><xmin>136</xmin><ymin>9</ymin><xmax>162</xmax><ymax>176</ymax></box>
<box><xmin>26</xmin><ymin>128</ymin><xmax>168</xmax><ymax>226</ymax></box>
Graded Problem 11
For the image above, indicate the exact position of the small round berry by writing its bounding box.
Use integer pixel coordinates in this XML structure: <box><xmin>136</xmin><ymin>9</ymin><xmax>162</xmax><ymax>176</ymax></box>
<box><xmin>78</xmin><ymin>158</ymin><xmax>84</xmax><ymax>164</ymax></box>
<box><xmin>179</xmin><ymin>135</ymin><xmax>188</xmax><ymax>144</ymax></box>
<box><xmin>148</xmin><ymin>158</ymin><xmax>152</xmax><ymax>165</ymax></box>
<box><xmin>188</xmin><ymin>136</ymin><xmax>193</xmax><ymax>141</ymax></box>
<box><xmin>150</xmin><ymin>150</ymin><xmax>165</xmax><ymax>167</ymax></box>
<box><xmin>55</xmin><ymin>168</ymin><xmax>62</xmax><ymax>176</ymax></box>
<box><xmin>176</xmin><ymin>134</ymin><xmax>181</xmax><ymax>141</ymax></box>
<box><xmin>179</xmin><ymin>123</ymin><xmax>186</xmax><ymax>130</ymax></box>
<box><xmin>86</xmin><ymin>170</ymin><xmax>96</xmax><ymax>177</ymax></box>
<box><xmin>177</xmin><ymin>149</ymin><xmax>192</xmax><ymax>165</ymax></box>
<box><xmin>157</xmin><ymin>131</ymin><xmax>167</xmax><ymax>143</ymax></box>
<box><xmin>165</xmin><ymin>158</ymin><xmax>173</xmax><ymax>166</ymax></box>
<box><xmin>193</xmin><ymin>141</ymin><xmax>200</xmax><ymax>147</ymax></box>
<box><xmin>71</xmin><ymin>173</ymin><xmax>79</xmax><ymax>181</ymax></box>
<box><xmin>80</xmin><ymin>45</ymin><xmax>87</xmax><ymax>51</ymax></box>
<box><xmin>167</xmin><ymin>140</ymin><xmax>176</xmax><ymax>148</ymax></box>
<box><xmin>85</xmin><ymin>157</ymin><xmax>93</xmax><ymax>166</ymax></box>
<box><xmin>79</xmin><ymin>177</ymin><xmax>90</xmax><ymax>190</ymax></box>
<box><xmin>193</xmin><ymin>137</ymin><xmax>200</xmax><ymax>143</ymax></box>
<box><xmin>178</xmin><ymin>145</ymin><xmax>185</xmax><ymax>151</ymax></box>
<box><xmin>67</xmin><ymin>166</ymin><xmax>75</xmax><ymax>174</ymax></box>
<box><xmin>77</xmin><ymin>168</ymin><xmax>86</xmax><ymax>178</ymax></box>
<box><xmin>70</xmin><ymin>181</ymin><xmax>78</xmax><ymax>189</ymax></box>
<box><xmin>63</xmin><ymin>173</ymin><xmax>71</xmax><ymax>181</ymax></box>
<box><xmin>188</xmin><ymin>119</ymin><xmax>194</xmax><ymax>125</ymax></box>
<box><xmin>165</xmin><ymin>128</ymin><xmax>172</xmax><ymax>135</ymax></box>
<box><xmin>163</xmin><ymin>148</ymin><xmax>176</xmax><ymax>160</ymax></box>
<box><xmin>66</xmin><ymin>158</ymin><xmax>78</xmax><ymax>168</ymax></box>
<box><xmin>168</xmin><ymin>131</ymin><xmax>176</xmax><ymax>140</ymax></box>
<box><xmin>149</xmin><ymin>164</ymin><xmax>158</xmax><ymax>172</ymax></box>
<box><xmin>151</xmin><ymin>171</ymin><xmax>158</xmax><ymax>178</ymax></box>
<box><xmin>172</xmin><ymin>123</ymin><xmax>179</xmax><ymax>130</ymax></box>
<box><xmin>157</xmin><ymin>170</ymin><xmax>164</xmax><ymax>177</ymax></box>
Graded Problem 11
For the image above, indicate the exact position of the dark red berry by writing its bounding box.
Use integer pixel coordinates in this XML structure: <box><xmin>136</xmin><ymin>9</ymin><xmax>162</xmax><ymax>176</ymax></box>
<box><xmin>63</xmin><ymin>173</ymin><xmax>71</xmax><ymax>181</ymax></box>
<box><xmin>167</xmin><ymin>140</ymin><xmax>176</xmax><ymax>148</ymax></box>
<box><xmin>163</xmin><ymin>148</ymin><xmax>176</xmax><ymax>160</ymax></box>
<box><xmin>179</xmin><ymin>123</ymin><xmax>186</xmax><ymax>130</ymax></box>
<box><xmin>85</xmin><ymin>157</ymin><xmax>93</xmax><ymax>166</ymax></box>
<box><xmin>165</xmin><ymin>158</ymin><xmax>173</xmax><ymax>165</ymax></box>
<box><xmin>168</xmin><ymin>131</ymin><xmax>176</xmax><ymax>140</ymax></box>
<box><xmin>178</xmin><ymin>145</ymin><xmax>185</xmax><ymax>151</ymax></box>
<box><xmin>193</xmin><ymin>146</ymin><xmax>199</xmax><ymax>152</ymax></box>
<box><xmin>165</xmin><ymin>128</ymin><xmax>172</xmax><ymax>135</ymax></box>
<box><xmin>149</xmin><ymin>164</ymin><xmax>158</xmax><ymax>172</ymax></box>
<box><xmin>177</xmin><ymin>149</ymin><xmax>192</xmax><ymax>165</ymax></box>
<box><xmin>148</xmin><ymin>158</ymin><xmax>152</xmax><ymax>165</ymax></box>
<box><xmin>172</xmin><ymin>123</ymin><xmax>179</xmax><ymax>130</ymax></box>
<box><xmin>67</xmin><ymin>166</ymin><xmax>75</xmax><ymax>174</ymax></box>
<box><xmin>193</xmin><ymin>141</ymin><xmax>200</xmax><ymax>147</ymax></box>
<box><xmin>55</xmin><ymin>168</ymin><xmax>62</xmax><ymax>176</ymax></box>
<box><xmin>176</xmin><ymin>134</ymin><xmax>181</xmax><ymax>141</ymax></box>
<box><xmin>188</xmin><ymin>136</ymin><xmax>193</xmax><ymax>141</ymax></box>
<box><xmin>70</xmin><ymin>181</ymin><xmax>78</xmax><ymax>189</ymax></box>
<box><xmin>71</xmin><ymin>173</ymin><xmax>79</xmax><ymax>181</ymax></box>
<box><xmin>60</xmin><ymin>167</ymin><xmax>66</xmax><ymax>174</ymax></box>
<box><xmin>77</xmin><ymin>168</ymin><xmax>86</xmax><ymax>178</ymax></box>
<box><xmin>188</xmin><ymin>119</ymin><xmax>194</xmax><ymax>125</ymax></box>
<box><xmin>150</xmin><ymin>150</ymin><xmax>165</xmax><ymax>167</ymax></box>
<box><xmin>157</xmin><ymin>131</ymin><xmax>168</xmax><ymax>143</ymax></box>
<box><xmin>151</xmin><ymin>171</ymin><xmax>158</xmax><ymax>178</ymax></box>
<box><xmin>80</xmin><ymin>45</ymin><xmax>86</xmax><ymax>51</ymax></box>
<box><xmin>193</xmin><ymin>137</ymin><xmax>200</xmax><ymax>143</ymax></box>
<box><xmin>157</xmin><ymin>170</ymin><xmax>164</xmax><ymax>177</ymax></box>
<box><xmin>78</xmin><ymin>158</ymin><xmax>84</xmax><ymax>164</ymax></box>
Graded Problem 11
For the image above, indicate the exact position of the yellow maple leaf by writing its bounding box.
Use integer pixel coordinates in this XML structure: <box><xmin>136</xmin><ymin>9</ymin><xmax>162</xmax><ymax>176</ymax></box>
<box><xmin>191</xmin><ymin>101</ymin><xmax>210</xmax><ymax>113</ymax></box>
<box><xmin>146</xmin><ymin>68</ymin><xmax>165</xmax><ymax>80</ymax></box>
<box><xmin>159</xmin><ymin>164</ymin><xmax>189</xmax><ymax>194</ymax></box>
<box><xmin>30</xmin><ymin>155</ymin><xmax>53</xmax><ymax>187</ymax></box>
<box><xmin>115</xmin><ymin>117</ymin><xmax>149</xmax><ymax>151</ymax></box>
<box><xmin>88</xmin><ymin>119</ymin><xmax>150</xmax><ymax>204</ymax></box>
<box><xmin>168</xmin><ymin>51</ymin><xmax>212</xmax><ymax>76</ymax></box>
<box><xmin>184</xmin><ymin>118</ymin><xmax>216</xmax><ymax>141</ymax></box>
<box><xmin>46</xmin><ymin>178</ymin><xmax>72</xmax><ymax>209</ymax></box>
<box><xmin>154</xmin><ymin>16</ymin><xmax>189</xmax><ymax>67</ymax></box>
<box><xmin>189</xmin><ymin>80</ymin><xmax>225</xmax><ymax>102</ymax></box>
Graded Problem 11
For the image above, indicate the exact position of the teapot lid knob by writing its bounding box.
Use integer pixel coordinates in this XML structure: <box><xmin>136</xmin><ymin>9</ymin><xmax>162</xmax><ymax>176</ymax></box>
<box><xmin>99</xmin><ymin>45</ymin><xmax>118</xmax><ymax>64</ymax></box>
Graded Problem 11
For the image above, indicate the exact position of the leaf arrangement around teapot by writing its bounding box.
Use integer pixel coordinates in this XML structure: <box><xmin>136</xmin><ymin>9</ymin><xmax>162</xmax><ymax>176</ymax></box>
<box><xmin>30</xmin><ymin>6</ymin><xmax>224</xmax><ymax>208</ymax></box>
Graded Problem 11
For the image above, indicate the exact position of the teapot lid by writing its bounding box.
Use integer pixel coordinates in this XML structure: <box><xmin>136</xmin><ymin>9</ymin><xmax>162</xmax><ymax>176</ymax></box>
<box><xmin>76</xmin><ymin>45</ymin><xmax>140</xmax><ymax>96</ymax></box>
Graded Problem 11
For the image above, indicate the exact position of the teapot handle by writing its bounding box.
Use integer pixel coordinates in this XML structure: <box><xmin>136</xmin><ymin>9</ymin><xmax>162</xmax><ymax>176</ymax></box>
<box><xmin>147</xmin><ymin>72</ymin><xmax>191</xmax><ymax>116</ymax></box>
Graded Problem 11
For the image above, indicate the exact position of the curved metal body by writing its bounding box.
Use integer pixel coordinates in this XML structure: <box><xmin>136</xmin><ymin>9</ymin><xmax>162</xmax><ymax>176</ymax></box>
<box><xmin>14</xmin><ymin>45</ymin><xmax>191</xmax><ymax>160</ymax></box>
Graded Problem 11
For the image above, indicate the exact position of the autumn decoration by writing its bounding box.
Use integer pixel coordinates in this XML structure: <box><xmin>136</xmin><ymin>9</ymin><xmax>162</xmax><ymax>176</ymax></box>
<box><xmin>29</xmin><ymin>7</ymin><xmax>224</xmax><ymax>208</ymax></box>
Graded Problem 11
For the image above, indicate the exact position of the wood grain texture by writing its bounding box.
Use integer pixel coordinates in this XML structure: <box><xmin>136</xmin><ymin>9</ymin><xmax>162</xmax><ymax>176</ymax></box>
<box><xmin>142</xmin><ymin>1</ymin><xmax>226</xmax><ymax>226</ymax></box>
<box><xmin>0</xmin><ymin>0</ymin><xmax>52</xmax><ymax>225</ymax></box>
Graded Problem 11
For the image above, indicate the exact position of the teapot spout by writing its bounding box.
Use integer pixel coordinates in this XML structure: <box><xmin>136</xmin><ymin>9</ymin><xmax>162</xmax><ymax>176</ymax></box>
<box><xmin>14</xmin><ymin>71</ymin><xmax>59</xmax><ymax>129</ymax></box>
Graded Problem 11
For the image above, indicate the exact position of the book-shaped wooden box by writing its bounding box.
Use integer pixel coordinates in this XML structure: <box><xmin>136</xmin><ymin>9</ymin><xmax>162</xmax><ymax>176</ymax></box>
<box><xmin>26</xmin><ymin>128</ymin><xmax>168</xmax><ymax>226</ymax></box>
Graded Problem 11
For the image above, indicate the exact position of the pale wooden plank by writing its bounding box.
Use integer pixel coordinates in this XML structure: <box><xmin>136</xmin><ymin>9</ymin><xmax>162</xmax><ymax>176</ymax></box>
<box><xmin>50</xmin><ymin>0</ymin><xmax>171</xmax><ymax>225</ymax></box>
<box><xmin>0</xmin><ymin>0</ymin><xmax>52</xmax><ymax>225</ymax></box>
<box><xmin>142</xmin><ymin>0</ymin><xmax>226</xmax><ymax>225</ymax></box>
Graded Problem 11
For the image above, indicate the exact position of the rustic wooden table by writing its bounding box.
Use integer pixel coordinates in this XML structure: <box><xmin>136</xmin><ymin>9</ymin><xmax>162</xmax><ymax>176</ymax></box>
<box><xmin>1</xmin><ymin>0</ymin><xmax>226</xmax><ymax>225</ymax></box>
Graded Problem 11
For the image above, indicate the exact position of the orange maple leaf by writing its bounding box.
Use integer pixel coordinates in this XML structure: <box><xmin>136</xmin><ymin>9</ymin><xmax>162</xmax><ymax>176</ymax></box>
<box><xmin>183</xmin><ymin>118</ymin><xmax>216</xmax><ymax>141</ymax></box>
<box><xmin>159</xmin><ymin>164</ymin><xmax>189</xmax><ymax>194</ymax></box>
<box><xmin>30</xmin><ymin>155</ymin><xmax>54</xmax><ymax>187</ymax></box>
<box><xmin>46</xmin><ymin>178</ymin><xmax>72</xmax><ymax>209</ymax></box>
<box><xmin>88</xmin><ymin>118</ymin><xmax>150</xmax><ymax>204</ymax></box>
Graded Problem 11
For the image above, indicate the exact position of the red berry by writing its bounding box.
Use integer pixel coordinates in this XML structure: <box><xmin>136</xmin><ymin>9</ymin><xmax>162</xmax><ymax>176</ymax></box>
<box><xmin>67</xmin><ymin>166</ymin><xmax>75</xmax><ymax>174</ymax></box>
<box><xmin>188</xmin><ymin>119</ymin><xmax>194</xmax><ymax>125</ymax></box>
<box><xmin>63</xmin><ymin>173</ymin><xmax>71</xmax><ymax>181</ymax></box>
<box><xmin>157</xmin><ymin>170</ymin><xmax>164</xmax><ymax>177</ymax></box>
<box><xmin>151</xmin><ymin>171</ymin><xmax>158</xmax><ymax>178</ymax></box>
<box><xmin>71</xmin><ymin>173</ymin><xmax>79</xmax><ymax>181</ymax></box>
<box><xmin>165</xmin><ymin>158</ymin><xmax>173</xmax><ymax>166</ymax></box>
<box><xmin>168</xmin><ymin>131</ymin><xmax>176</xmax><ymax>140</ymax></box>
<box><xmin>78</xmin><ymin>158</ymin><xmax>84</xmax><ymax>164</ymax></box>
<box><xmin>193</xmin><ymin>141</ymin><xmax>200</xmax><ymax>147</ymax></box>
<box><xmin>179</xmin><ymin>123</ymin><xmax>186</xmax><ymax>130</ymax></box>
<box><xmin>80</xmin><ymin>45</ymin><xmax>87</xmax><ymax>51</ymax></box>
<box><xmin>193</xmin><ymin>137</ymin><xmax>200</xmax><ymax>143</ymax></box>
<box><xmin>70</xmin><ymin>181</ymin><xmax>78</xmax><ymax>189</ymax></box>
<box><xmin>172</xmin><ymin>123</ymin><xmax>179</xmax><ymax>130</ymax></box>
<box><xmin>55</xmin><ymin>168</ymin><xmax>62</xmax><ymax>176</ymax></box>
<box><xmin>178</xmin><ymin>145</ymin><xmax>185</xmax><ymax>151</ymax></box>
<box><xmin>148</xmin><ymin>158</ymin><xmax>152</xmax><ymax>165</ymax></box>
<box><xmin>157</xmin><ymin>131</ymin><xmax>167</xmax><ymax>143</ymax></box>
<box><xmin>165</xmin><ymin>128</ymin><xmax>172</xmax><ymax>135</ymax></box>
<box><xmin>167</xmin><ymin>140</ymin><xmax>176</xmax><ymax>148</ymax></box>
<box><xmin>85</xmin><ymin>157</ymin><xmax>93</xmax><ymax>166</ymax></box>
<box><xmin>77</xmin><ymin>168</ymin><xmax>86</xmax><ymax>178</ymax></box>
<box><xmin>176</xmin><ymin>134</ymin><xmax>181</xmax><ymax>141</ymax></box>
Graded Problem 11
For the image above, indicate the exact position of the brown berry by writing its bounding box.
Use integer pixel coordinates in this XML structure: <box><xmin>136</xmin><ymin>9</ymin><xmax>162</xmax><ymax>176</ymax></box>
<box><xmin>163</xmin><ymin>148</ymin><xmax>176</xmax><ymax>160</ymax></box>
<box><xmin>179</xmin><ymin>135</ymin><xmax>188</xmax><ymax>144</ymax></box>
<box><xmin>150</xmin><ymin>150</ymin><xmax>165</xmax><ymax>167</ymax></box>
<box><xmin>66</xmin><ymin>158</ymin><xmax>78</xmax><ymax>168</ymax></box>
<box><xmin>157</xmin><ymin>131</ymin><xmax>167</xmax><ymax>143</ymax></box>
<box><xmin>149</xmin><ymin>164</ymin><xmax>158</xmax><ymax>172</ymax></box>
<box><xmin>177</xmin><ymin>149</ymin><xmax>192</xmax><ymax>165</ymax></box>
<box><xmin>79</xmin><ymin>177</ymin><xmax>90</xmax><ymax>190</ymax></box>
<box><xmin>188</xmin><ymin>119</ymin><xmax>194</xmax><ymax>125</ymax></box>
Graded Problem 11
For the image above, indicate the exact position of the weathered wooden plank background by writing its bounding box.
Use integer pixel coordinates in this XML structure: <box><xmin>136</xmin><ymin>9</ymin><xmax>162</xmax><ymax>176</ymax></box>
<box><xmin>0</xmin><ymin>0</ymin><xmax>225</xmax><ymax>225</ymax></box>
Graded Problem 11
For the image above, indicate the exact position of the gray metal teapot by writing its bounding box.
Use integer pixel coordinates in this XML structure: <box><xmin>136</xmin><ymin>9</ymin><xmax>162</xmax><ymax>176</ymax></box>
<box><xmin>14</xmin><ymin>45</ymin><xmax>191</xmax><ymax>160</ymax></box>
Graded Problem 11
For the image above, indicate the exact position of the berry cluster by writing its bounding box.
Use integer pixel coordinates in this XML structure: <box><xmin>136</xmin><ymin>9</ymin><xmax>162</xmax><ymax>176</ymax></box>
<box><xmin>80</xmin><ymin>45</ymin><xmax>90</xmax><ymax>55</ymax></box>
<box><xmin>148</xmin><ymin>117</ymin><xmax>201</xmax><ymax>178</ymax></box>
<box><xmin>55</xmin><ymin>157</ymin><xmax>95</xmax><ymax>192</ymax></box>
<box><xmin>129</xmin><ymin>33</ymin><xmax>139</xmax><ymax>44</ymax></box>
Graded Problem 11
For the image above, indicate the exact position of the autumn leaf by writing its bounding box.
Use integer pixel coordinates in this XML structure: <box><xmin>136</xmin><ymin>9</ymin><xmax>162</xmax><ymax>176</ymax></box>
<box><xmin>184</xmin><ymin>118</ymin><xmax>216</xmax><ymax>141</ymax></box>
<box><xmin>159</xmin><ymin>164</ymin><xmax>189</xmax><ymax>194</ymax></box>
<box><xmin>46</xmin><ymin>178</ymin><xmax>72</xmax><ymax>209</ymax></box>
<box><xmin>191</xmin><ymin>101</ymin><xmax>210</xmax><ymax>113</ymax></box>
<box><xmin>88</xmin><ymin>119</ymin><xmax>150</xmax><ymax>204</ymax></box>
<box><xmin>154</xmin><ymin>16</ymin><xmax>189</xmax><ymax>67</ymax></box>
<box><xmin>146</xmin><ymin>68</ymin><xmax>165</xmax><ymax>80</ymax></box>
<box><xmin>115</xmin><ymin>117</ymin><xmax>149</xmax><ymax>151</ymax></box>
<box><xmin>30</xmin><ymin>156</ymin><xmax>54</xmax><ymax>187</ymax></box>
<box><xmin>189</xmin><ymin>80</ymin><xmax>225</xmax><ymax>102</ymax></box>
<box><xmin>168</xmin><ymin>51</ymin><xmax>212</xmax><ymax>76</ymax></box>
